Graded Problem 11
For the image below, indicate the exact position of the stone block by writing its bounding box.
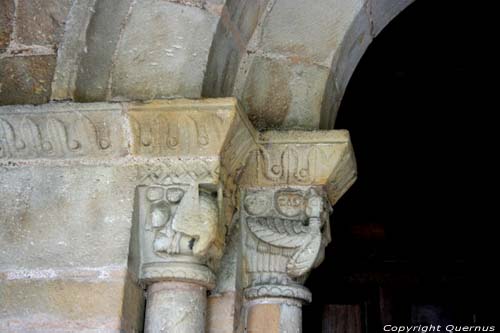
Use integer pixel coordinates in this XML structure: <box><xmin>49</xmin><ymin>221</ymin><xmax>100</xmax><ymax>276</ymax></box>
<box><xmin>74</xmin><ymin>0</ymin><xmax>134</xmax><ymax>102</ymax></box>
<box><xmin>0</xmin><ymin>279</ymin><xmax>127</xmax><ymax>332</ymax></box>
<box><xmin>203</xmin><ymin>0</ymin><xmax>267</xmax><ymax>97</ymax></box>
<box><xmin>111</xmin><ymin>0</ymin><xmax>218</xmax><ymax>100</ymax></box>
<box><xmin>246</xmin><ymin>303</ymin><xmax>280</xmax><ymax>332</ymax></box>
<box><xmin>0</xmin><ymin>165</ymin><xmax>137</xmax><ymax>271</ymax></box>
<box><xmin>0</xmin><ymin>0</ymin><xmax>14</xmax><ymax>51</ymax></box>
<box><xmin>120</xmin><ymin>274</ymin><xmax>145</xmax><ymax>332</ymax></box>
<box><xmin>203</xmin><ymin>19</ymin><xmax>240</xmax><ymax>97</ymax></box>
<box><xmin>241</xmin><ymin>55</ymin><xmax>330</xmax><ymax>129</ymax></box>
<box><xmin>259</xmin><ymin>0</ymin><xmax>365</xmax><ymax>64</ymax></box>
<box><xmin>207</xmin><ymin>292</ymin><xmax>239</xmax><ymax>333</ymax></box>
<box><xmin>226</xmin><ymin>0</ymin><xmax>266</xmax><ymax>46</ymax></box>
<box><xmin>16</xmin><ymin>0</ymin><xmax>73</xmax><ymax>46</ymax></box>
<box><xmin>0</xmin><ymin>55</ymin><xmax>56</xmax><ymax>105</ymax></box>
<box><xmin>331</xmin><ymin>5</ymin><xmax>373</xmax><ymax>95</ymax></box>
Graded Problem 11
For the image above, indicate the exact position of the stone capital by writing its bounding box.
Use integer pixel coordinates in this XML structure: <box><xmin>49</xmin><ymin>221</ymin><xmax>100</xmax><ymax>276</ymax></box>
<box><xmin>238</xmin><ymin>131</ymin><xmax>357</xmax><ymax>302</ymax></box>
<box><xmin>126</xmin><ymin>99</ymin><xmax>258</xmax><ymax>289</ymax></box>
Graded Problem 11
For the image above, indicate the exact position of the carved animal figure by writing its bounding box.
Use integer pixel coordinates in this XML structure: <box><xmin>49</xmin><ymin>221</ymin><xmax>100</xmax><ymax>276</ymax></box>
<box><xmin>170</xmin><ymin>186</ymin><xmax>218</xmax><ymax>256</ymax></box>
<box><xmin>245</xmin><ymin>190</ymin><xmax>325</xmax><ymax>279</ymax></box>
<box><xmin>148</xmin><ymin>185</ymin><xmax>218</xmax><ymax>257</ymax></box>
<box><xmin>246</xmin><ymin>216</ymin><xmax>322</xmax><ymax>278</ymax></box>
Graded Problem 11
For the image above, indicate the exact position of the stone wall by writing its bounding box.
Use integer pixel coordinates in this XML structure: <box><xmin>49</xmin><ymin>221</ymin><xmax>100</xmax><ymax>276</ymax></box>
<box><xmin>0</xmin><ymin>98</ymin><xmax>357</xmax><ymax>332</ymax></box>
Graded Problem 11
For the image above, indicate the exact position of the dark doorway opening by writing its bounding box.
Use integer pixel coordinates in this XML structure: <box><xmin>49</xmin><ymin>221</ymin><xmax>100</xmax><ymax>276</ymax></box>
<box><xmin>303</xmin><ymin>1</ymin><xmax>497</xmax><ymax>331</ymax></box>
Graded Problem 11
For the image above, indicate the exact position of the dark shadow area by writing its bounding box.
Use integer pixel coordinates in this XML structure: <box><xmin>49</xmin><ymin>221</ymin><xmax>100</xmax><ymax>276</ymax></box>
<box><xmin>304</xmin><ymin>1</ymin><xmax>498</xmax><ymax>331</ymax></box>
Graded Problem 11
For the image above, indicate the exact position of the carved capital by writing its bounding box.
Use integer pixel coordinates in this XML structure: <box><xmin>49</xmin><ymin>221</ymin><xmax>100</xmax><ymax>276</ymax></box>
<box><xmin>239</xmin><ymin>131</ymin><xmax>357</xmax><ymax>302</ymax></box>
<box><xmin>127</xmin><ymin>99</ymin><xmax>258</xmax><ymax>289</ymax></box>
<box><xmin>241</xmin><ymin>187</ymin><xmax>330</xmax><ymax>302</ymax></box>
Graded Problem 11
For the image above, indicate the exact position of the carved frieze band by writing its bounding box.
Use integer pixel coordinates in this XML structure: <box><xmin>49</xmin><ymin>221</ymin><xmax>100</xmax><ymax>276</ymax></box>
<box><xmin>0</xmin><ymin>98</ymin><xmax>254</xmax><ymax>162</ymax></box>
<box><xmin>128</xmin><ymin>109</ymin><xmax>228</xmax><ymax>156</ymax></box>
<box><xmin>240</xmin><ymin>130</ymin><xmax>357</xmax><ymax>205</ymax></box>
<box><xmin>0</xmin><ymin>111</ymin><xmax>121</xmax><ymax>159</ymax></box>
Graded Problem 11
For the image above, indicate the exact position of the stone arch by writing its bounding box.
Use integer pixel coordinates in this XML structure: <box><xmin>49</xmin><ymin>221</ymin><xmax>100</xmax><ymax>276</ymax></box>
<box><xmin>203</xmin><ymin>0</ymin><xmax>415</xmax><ymax>130</ymax></box>
<box><xmin>2</xmin><ymin>0</ymin><xmax>414</xmax><ymax>130</ymax></box>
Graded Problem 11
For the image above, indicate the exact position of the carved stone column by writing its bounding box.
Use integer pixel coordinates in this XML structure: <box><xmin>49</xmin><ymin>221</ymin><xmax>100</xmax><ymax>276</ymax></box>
<box><xmin>238</xmin><ymin>131</ymin><xmax>357</xmax><ymax>332</ymax></box>
<box><xmin>127</xmin><ymin>99</ymin><xmax>257</xmax><ymax>333</ymax></box>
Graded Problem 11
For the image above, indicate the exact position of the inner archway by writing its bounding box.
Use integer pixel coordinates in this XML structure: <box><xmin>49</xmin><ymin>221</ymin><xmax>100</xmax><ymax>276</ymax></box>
<box><xmin>303</xmin><ymin>1</ymin><xmax>496</xmax><ymax>330</ymax></box>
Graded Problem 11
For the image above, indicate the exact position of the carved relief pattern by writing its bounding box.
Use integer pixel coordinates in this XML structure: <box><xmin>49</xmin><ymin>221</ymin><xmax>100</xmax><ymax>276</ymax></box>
<box><xmin>143</xmin><ymin>184</ymin><xmax>219</xmax><ymax>258</ymax></box>
<box><xmin>136</xmin><ymin>182</ymin><xmax>224</xmax><ymax>285</ymax></box>
<box><xmin>141</xmin><ymin>262</ymin><xmax>216</xmax><ymax>288</ymax></box>
<box><xmin>242</xmin><ymin>188</ymin><xmax>331</xmax><ymax>296</ymax></box>
<box><xmin>129</xmin><ymin>111</ymin><xmax>225</xmax><ymax>155</ymax></box>
<box><xmin>0</xmin><ymin>114</ymin><xmax>112</xmax><ymax>159</ymax></box>
<box><xmin>256</xmin><ymin>145</ymin><xmax>336</xmax><ymax>184</ymax></box>
<box><xmin>137</xmin><ymin>159</ymin><xmax>220</xmax><ymax>185</ymax></box>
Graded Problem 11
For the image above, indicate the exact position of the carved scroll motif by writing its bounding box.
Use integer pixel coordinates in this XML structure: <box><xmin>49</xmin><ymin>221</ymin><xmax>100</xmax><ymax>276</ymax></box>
<box><xmin>129</xmin><ymin>112</ymin><xmax>224</xmax><ymax>155</ymax></box>
<box><xmin>257</xmin><ymin>145</ymin><xmax>333</xmax><ymax>184</ymax></box>
<box><xmin>0</xmin><ymin>115</ymin><xmax>111</xmax><ymax>159</ymax></box>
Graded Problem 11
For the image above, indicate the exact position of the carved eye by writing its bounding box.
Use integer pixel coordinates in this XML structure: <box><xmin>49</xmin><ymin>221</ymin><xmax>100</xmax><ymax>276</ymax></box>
<box><xmin>146</xmin><ymin>187</ymin><xmax>164</xmax><ymax>201</ymax></box>
<box><xmin>166</xmin><ymin>188</ymin><xmax>184</xmax><ymax>203</ymax></box>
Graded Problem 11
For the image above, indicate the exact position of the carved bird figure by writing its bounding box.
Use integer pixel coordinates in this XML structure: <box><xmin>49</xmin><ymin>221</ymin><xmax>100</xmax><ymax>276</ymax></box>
<box><xmin>246</xmin><ymin>191</ymin><xmax>325</xmax><ymax>278</ymax></box>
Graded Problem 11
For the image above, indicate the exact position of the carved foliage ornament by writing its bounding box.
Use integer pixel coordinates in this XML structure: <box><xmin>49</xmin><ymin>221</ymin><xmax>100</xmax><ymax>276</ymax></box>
<box><xmin>0</xmin><ymin>115</ymin><xmax>111</xmax><ymax>158</ymax></box>
<box><xmin>258</xmin><ymin>145</ymin><xmax>334</xmax><ymax>184</ymax></box>
<box><xmin>129</xmin><ymin>111</ymin><xmax>225</xmax><ymax>155</ymax></box>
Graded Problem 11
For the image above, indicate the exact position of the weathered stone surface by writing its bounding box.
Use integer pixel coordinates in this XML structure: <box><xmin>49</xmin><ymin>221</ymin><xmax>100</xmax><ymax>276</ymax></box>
<box><xmin>280</xmin><ymin>303</ymin><xmax>302</xmax><ymax>333</ymax></box>
<box><xmin>207</xmin><ymin>292</ymin><xmax>240</xmax><ymax>333</ymax></box>
<box><xmin>0</xmin><ymin>279</ymin><xmax>127</xmax><ymax>332</ymax></box>
<box><xmin>74</xmin><ymin>0</ymin><xmax>134</xmax><ymax>102</ymax></box>
<box><xmin>229</xmin><ymin>0</ymin><xmax>368</xmax><ymax>130</ymax></box>
<box><xmin>203</xmin><ymin>0</ymin><xmax>268</xmax><ymax>97</ymax></box>
<box><xmin>51</xmin><ymin>0</ymin><xmax>99</xmax><ymax>101</ymax></box>
<box><xmin>120</xmin><ymin>274</ymin><xmax>145</xmax><ymax>332</ymax></box>
<box><xmin>0</xmin><ymin>0</ymin><xmax>14</xmax><ymax>51</ymax></box>
<box><xmin>259</xmin><ymin>0</ymin><xmax>353</xmax><ymax>64</ymax></box>
<box><xmin>330</xmin><ymin>5</ymin><xmax>373</xmax><ymax>95</ymax></box>
<box><xmin>0</xmin><ymin>55</ymin><xmax>56</xmax><ymax>105</ymax></box>
<box><xmin>246</xmin><ymin>303</ymin><xmax>280</xmax><ymax>332</ymax></box>
<box><xmin>206</xmin><ymin>0</ymin><xmax>414</xmax><ymax>130</ymax></box>
<box><xmin>240</xmin><ymin>54</ymin><xmax>330</xmax><ymax>130</ymax></box>
<box><xmin>1</xmin><ymin>0</ymin><xmax>415</xmax><ymax>134</ymax></box>
<box><xmin>111</xmin><ymin>0</ymin><xmax>218</xmax><ymax>100</ymax></box>
<box><xmin>16</xmin><ymin>0</ymin><xmax>73</xmax><ymax>47</ymax></box>
<box><xmin>203</xmin><ymin>19</ymin><xmax>241</xmax><ymax>97</ymax></box>
<box><xmin>0</xmin><ymin>165</ymin><xmax>137</xmax><ymax>270</ymax></box>
<box><xmin>241</xmin><ymin>55</ymin><xmax>291</xmax><ymax>129</ymax></box>
<box><xmin>144</xmin><ymin>282</ymin><xmax>207</xmax><ymax>333</ymax></box>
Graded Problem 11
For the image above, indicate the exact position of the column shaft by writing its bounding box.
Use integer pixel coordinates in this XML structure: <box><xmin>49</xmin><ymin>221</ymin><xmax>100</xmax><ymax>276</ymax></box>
<box><xmin>145</xmin><ymin>281</ymin><xmax>207</xmax><ymax>333</ymax></box>
<box><xmin>245</xmin><ymin>299</ymin><xmax>302</xmax><ymax>333</ymax></box>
